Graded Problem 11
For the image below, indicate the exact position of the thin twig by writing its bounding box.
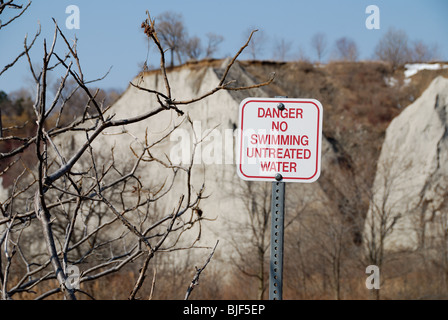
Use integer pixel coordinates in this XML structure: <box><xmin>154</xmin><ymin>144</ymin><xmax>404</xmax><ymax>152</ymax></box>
<box><xmin>184</xmin><ymin>240</ymin><xmax>219</xmax><ymax>300</ymax></box>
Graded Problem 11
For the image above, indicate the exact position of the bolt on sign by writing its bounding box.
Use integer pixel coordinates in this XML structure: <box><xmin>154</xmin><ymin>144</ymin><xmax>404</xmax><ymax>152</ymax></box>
<box><xmin>237</xmin><ymin>98</ymin><xmax>323</xmax><ymax>183</ymax></box>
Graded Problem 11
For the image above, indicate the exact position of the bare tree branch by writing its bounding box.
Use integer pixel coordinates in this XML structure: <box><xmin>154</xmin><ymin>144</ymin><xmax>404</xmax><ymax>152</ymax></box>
<box><xmin>184</xmin><ymin>240</ymin><xmax>219</xmax><ymax>300</ymax></box>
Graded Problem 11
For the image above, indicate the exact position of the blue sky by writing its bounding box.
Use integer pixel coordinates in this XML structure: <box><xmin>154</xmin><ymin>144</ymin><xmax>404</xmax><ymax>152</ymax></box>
<box><xmin>1</xmin><ymin>0</ymin><xmax>447</xmax><ymax>94</ymax></box>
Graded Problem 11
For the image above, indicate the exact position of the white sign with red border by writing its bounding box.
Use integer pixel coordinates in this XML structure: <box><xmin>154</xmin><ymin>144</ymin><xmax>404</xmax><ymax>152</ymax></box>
<box><xmin>237</xmin><ymin>97</ymin><xmax>323</xmax><ymax>183</ymax></box>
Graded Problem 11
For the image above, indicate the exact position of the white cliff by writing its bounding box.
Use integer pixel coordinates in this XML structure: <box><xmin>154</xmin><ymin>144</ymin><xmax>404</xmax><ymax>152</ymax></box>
<box><xmin>365</xmin><ymin>76</ymin><xmax>448</xmax><ymax>251</ymax></box>
<box><xmin>54</xmin><ymin>60</ymin><xmax>335</xmax><ymax>270</ymax></box>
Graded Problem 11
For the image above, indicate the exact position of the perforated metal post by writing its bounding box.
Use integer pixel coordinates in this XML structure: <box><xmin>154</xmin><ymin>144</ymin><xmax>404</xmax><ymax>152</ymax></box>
<box><xmin>269</xmin><ymin>176</ymin><xmax>285</xmax><ymax>300</ymax></box>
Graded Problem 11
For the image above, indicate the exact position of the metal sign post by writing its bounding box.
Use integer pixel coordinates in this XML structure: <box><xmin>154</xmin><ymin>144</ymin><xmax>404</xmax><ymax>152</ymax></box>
<box><xmin>269</xmin><ymin>175</ymin><xmax>285</xmax><ymax>300</ymax></box>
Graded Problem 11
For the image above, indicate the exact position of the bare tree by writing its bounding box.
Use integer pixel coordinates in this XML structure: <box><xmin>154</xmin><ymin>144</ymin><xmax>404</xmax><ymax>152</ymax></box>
<box><xmin>434</xmin><ymin>197</ymin><xmax>448</xmax><ymax>292</ymax></box>
<box><xmin>151</xmin><ymin>13</ymin><xmax>224</xmax><ymax>63</ymax></box>
<box><xmin>205</xmin><ymin>33</ymin><xmax>224</xmax><ymax>58</ymax></box>
<box><xmin>410</xmin><ymin>40</ymin><xmax>441</xmax><ymax>63</ymax></box>
<box><xmin>290</xmin><ymin>206</ymin><xmax>354</xmax><ymax>300</ymax></box>
<box><xmin>374</xmin><ymin>27</ymin><xmax>411</xmax><ymax>70</ymax></box>
<box><xmin>243</xmin><ymin>28</ymin><xmax>267</xmax><ymax>60</ymax></box>
<box><xmin>228</xmin><ymin>180</ymin><xmax>305</xmax><ymax>300</ymax></box>
<box><xmin>184</xmin><ymin>36</ymin><xmax>202</xmax><ymax>61</ymax></box>
<box><xmin>374</xmin><ymin>28</ymin><xmax>442</xmax><ymax>67</ymax></box>
<box><xmin>310</xmin><ymin>32</ymin><xmax>328</xmax><ymax>63</ymax></box>
<box><xmin>296</xmin><ymin>45</ymin><xmax>310</xmax><ymax>62</ymax></box>
<box><xmin>156</xmin><ymin>11</ymin><xmax>188</xmax><ymax>67</ymax></box>
<box><xmin>0</xmin><ymin>1</ymin><xmax>39</xmax><ymax>78</ymax></box>
<box><xmin>0</xmin><ymin>7</ymin><xmax>273</xmax><ymax>300</ymax></box>
<box><xmin>363</xmin><ymin>157</ymin><xmax>413</xmax><ymax>299</ymax></box>
<box><xmin>0</xmin><ymin>0</ymin><xmax>31</xmax><ymax>29</ymax></box>
<box><xmin>272</xmin><ymin>38</ymin><xmax>292</xmax><ymax>62</ymax></box>
<box><xmin>229</xmin><ymin>181</ymin><xmax>271</xmax><ymax>300</ymax></box>
<box><xmin>332</xmin><ymin>37</ymin><xmax>359</xmax><ymax>62</ymax></box>
<box><xmin>410</xmin><ymin>178</ymin><xmax>448</xmax><ymax>295</ymax></box>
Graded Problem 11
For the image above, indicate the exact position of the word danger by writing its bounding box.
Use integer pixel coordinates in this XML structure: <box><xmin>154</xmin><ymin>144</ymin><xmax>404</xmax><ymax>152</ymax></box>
<box><xmin>258</xmin><ymin>107</ymin><xmax>303</xmax><ymax>119</ymax></box>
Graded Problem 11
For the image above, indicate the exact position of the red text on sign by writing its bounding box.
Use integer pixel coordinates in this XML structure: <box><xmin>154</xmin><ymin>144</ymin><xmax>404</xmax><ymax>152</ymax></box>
<box><xmin>257</xmin><ymin>107</ymin><xmax>303</xmax><ymax>119</ymax></box>
<box><xmin>260</xmin><ymin>161</ymin><xmax>297</xmax><ymax>172</ymax></box>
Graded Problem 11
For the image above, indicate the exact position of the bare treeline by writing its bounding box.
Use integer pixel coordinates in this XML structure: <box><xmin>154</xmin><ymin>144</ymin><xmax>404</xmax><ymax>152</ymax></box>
<box><xmin>154</xmin><ymin>11</ymin><xmax>224</xmax><ymax>67</ymax></box>
<box><xmin>241</xmin><ymin>26</ymin><xmax>441</xmax><ymax>67</ymax></box>
<box><xmin>374</xmin><ymin>27</ymin><xmax>442</xmax><ymax>69</ymax></box>
<box><xmin>150</xmin><ymin>10</ymin><xmax>442</xmax><ymax>69</ymax></box>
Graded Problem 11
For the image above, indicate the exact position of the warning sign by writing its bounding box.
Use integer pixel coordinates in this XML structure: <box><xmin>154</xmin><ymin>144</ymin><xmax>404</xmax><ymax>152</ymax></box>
<box><xmin>237</xmin><ymin>98</ymin><xmax>323</xmax><ymax>183</ymax></box>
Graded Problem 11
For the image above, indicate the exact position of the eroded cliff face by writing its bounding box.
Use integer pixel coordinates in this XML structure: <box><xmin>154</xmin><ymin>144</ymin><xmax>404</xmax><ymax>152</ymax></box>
<box><xmin>51</xmin><ymin>60</ymin><xmax>337</xmax><ymax>270</ymax></box>
<box><xmin>365</xmin><ymin>76</ymin><xmax>448</xmax><ymax>251</ymax></box>
<box><xmin>47</xmin><ymin>59</ymin><xmax>447</xmax><ymax>273</ymax></box>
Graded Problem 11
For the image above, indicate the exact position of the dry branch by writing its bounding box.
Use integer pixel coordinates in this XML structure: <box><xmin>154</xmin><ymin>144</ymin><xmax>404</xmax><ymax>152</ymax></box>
<box><xmin>184</xmin><ymin>240</ymin><xmax>219</xmax><ymax>300</ymax></box>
